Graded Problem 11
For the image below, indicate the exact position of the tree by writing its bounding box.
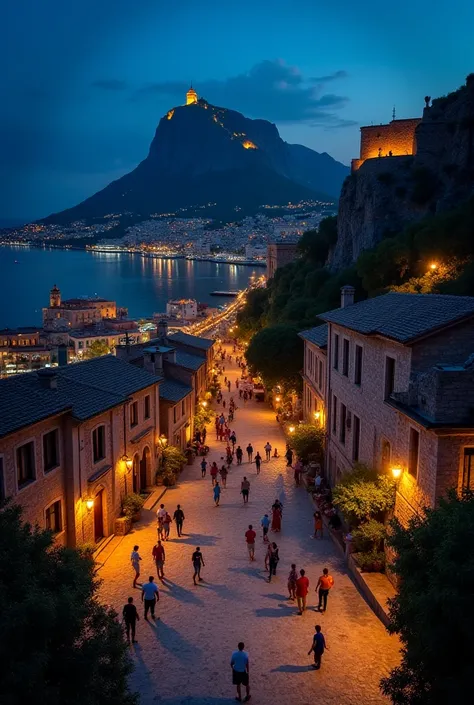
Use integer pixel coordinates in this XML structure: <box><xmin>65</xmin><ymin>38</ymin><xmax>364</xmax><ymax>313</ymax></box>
<box><xmin>290</xmin><ymin>424</ymin><xmax>325</xmax><ymax>462</ymax></box>
<box><xmin>381</xmin><ymin>490</ymin><xmax>474</xmax><ymax>704</ymax></box>
<box><xmin>332</xmin><ymin>464</ymin><xmax>395</xmax><ymax>524</ymax></box>
<box><xmin>297</xmin><ymin>217</ymin><xmax>338</xmax><ymax>265</ymax></box>
<box><xmin>0</xmin><ymin>502</ymin><xmax>137</xmax><ymax>705</ymax></box>
<box><xmin>245</xmin><ymin>324</ymin><xmax>303</xmax><ymax>390</ymax></box>
<box><xmin>83</xmin><ymin>339</ymin><xmax>111</xmax><ymax>359</ymax></box>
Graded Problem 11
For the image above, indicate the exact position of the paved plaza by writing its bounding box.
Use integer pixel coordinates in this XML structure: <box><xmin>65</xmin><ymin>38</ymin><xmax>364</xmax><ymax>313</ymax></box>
<box><xmin>99</xmin><ymin>348</ymin><xmax>400</xmax><ymax>705</ymax></box>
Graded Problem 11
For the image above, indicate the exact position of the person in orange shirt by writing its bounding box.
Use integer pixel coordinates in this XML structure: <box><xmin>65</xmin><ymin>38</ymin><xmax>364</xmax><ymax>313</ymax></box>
<box><xmin>315</xmin><ymin>568</ymin><xmax>334</xmax><ymax>613</ymax></box>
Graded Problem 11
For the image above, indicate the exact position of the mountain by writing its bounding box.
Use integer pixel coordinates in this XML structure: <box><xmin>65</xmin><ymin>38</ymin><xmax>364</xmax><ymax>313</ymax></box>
<box><xmin>42</xmin><ymin>97</ymin><xmax>349</xmax><ymax>224</ymax></box>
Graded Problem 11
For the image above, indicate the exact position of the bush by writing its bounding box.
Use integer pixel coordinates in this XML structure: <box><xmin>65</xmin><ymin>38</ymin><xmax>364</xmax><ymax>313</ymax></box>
<box><xmin>352</xmin><ymin>518</ymin><xmax>387</xmax><ymax>552</ymax></box>
<box><xmin>357</xmin><ymin>550</ymin><xmax>386</xmax><ymax>572</ymax></box>
<box><xmin>291</xmin><ymin>424</ymin><xmax>325</xmax><ymax>462</ymax></box>
<box><xmin>122</xmin><ymin>493</ymin><xmax>145</xmax><ymax>518</ymax></box>
<box><xmin>194</xmin><ymin>405</ymin><xmax>214</xmax><ymax>431</ymax></box>
<box><xmin>333</xmin><ymin>464</ymin><xmax>395</xmax><ymax>524</ymax></box>
<box><xmin>163</xmin><ymin>446</ymin><xmax>186</xmax><ymax>474</ymax></box>
<box><xmin>156</xmin><ymin>468</ymin><xmax>178</xmax><ymax>487</ymax></box>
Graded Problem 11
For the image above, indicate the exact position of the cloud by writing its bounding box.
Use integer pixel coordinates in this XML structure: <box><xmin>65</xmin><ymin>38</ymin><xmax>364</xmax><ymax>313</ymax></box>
<box><xmin>132</xmin><ymin>60</ymin><xmax>352</xmax><ymax>128</ymax></box>
<box><xmin>92</xmin><ymin>79</ymin><xmax>128</xmax><ymax>91</ymax></box>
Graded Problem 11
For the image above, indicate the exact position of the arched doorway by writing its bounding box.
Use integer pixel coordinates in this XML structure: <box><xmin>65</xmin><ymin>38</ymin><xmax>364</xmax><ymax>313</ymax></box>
<box><xmin>132</xmin><ymin>453</ymin><xmax>140</xmax><ymax>493</ymax></box>
<box><xmin>140</xmin><ymin>446</ymin><xmax>151</xmax><ymax>490</ymax></box>
<box><xmin>94</xmin><ymin>488</ymin><xmax>104</xmax><ymax>542</ymax></box>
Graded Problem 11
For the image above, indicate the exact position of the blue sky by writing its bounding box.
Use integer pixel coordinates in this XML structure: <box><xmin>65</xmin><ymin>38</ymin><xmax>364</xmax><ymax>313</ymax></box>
<box><xmin>1</xmin><ymin>0</ymin><xmax>473</xmax><ymax>221</ymax></box>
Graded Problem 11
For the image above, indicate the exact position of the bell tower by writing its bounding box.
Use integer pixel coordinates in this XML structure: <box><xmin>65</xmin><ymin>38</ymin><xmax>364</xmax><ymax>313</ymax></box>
<box><xmin>50</xmin><ymin>284</ymin><xmax>61</xmax><ymax>308</ymax></box>
<box><xmin>186</xmin><ymin>85</ymin><xmax>198</xmax><ymax>105</ymax></box>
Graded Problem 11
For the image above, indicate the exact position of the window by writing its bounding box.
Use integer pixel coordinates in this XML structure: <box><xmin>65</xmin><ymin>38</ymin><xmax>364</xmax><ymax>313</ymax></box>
<box><xmin>354</xmin><ymin>345</ymin><xmax>363</xmax><ymax>386</ymax></box>
<box><xmin>144</xmin><ymin>395</ymin><xmax>151</xmax><ymax>420</ymax></box>
<box><xmin>182</xmin><ymin>399</ymin><xmax>185</xmax><ymax>415</ymax></box>
<box><xmin>332</xmin><ymin>395</ymin><xmax>338</xmax><ymax>434</ymax></box>
<box><xmin>333</xmin><ymin>334</ymin><xmax>339</xmax><ymax>370</ymax></box>
<box><xmin>342</xmin><ymin>339</ymin><xmax>350</xmax><ymax>376</ymax></box>
<box><xmin>339</xmin><ymin>403</ymin><xmax>347</xmax><ymax>444</ymax></box>
<box><xmin>17</xmin><ymin>441</ymin><xmax>36</xmax><ymax>488</ymax></box>
<box><xmin>384</xmin><ymin>356</ymin><xmax>396</xmax><ymax>399</ymax></box>
<box><xmin>408</xmin><ymin>428</ymin><xmax>420</xmax><ymax>477</ymax></box>
<box><xmin>130</xmin><ymin>401</ymin><xmax>138</xmax><ymax>428</ymax></box>
<box><xmin>0</xmin><ymin>457</ymin><xmax>4</xmax><ymax>501</ymax></box>
<box><xmin>45</xmin><ymin>500</ymin><xmax>62</xmax><ymax>533</ymax></box>
<box><xmin>462</xmin><ymin>448</ymin><xmax>474</xmax><ymax>490</ymax></box>
<box><xmin>173</xmin><ymin>406</ymin><xmax>177</xmax><ymax>423</ymax></box>
<box><xmin>43</xmin><ymin>429</ymin><xmax>59</xmax><ymax>472</ymax></box>
<box><xmin>318</xmin><ymin>360</ymin><xmax>323</xmax><ymax>390</ymax></box>
<box><xmin>92</xmin><ymin>425</ymin><xmax>106</xmax><ymax>463</ymax></box>
<box><xmin>352</xmin><ymin>414</ymin><xmax>360</xmax><ymax>461</ymax></box>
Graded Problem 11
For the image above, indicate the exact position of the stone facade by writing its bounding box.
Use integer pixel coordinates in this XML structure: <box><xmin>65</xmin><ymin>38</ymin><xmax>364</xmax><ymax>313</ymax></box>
<box><xmin>267</xmin><ymin>242</ymin><xmax>299</xmax><ymax>279</ymax></box>
<box><xmin>352</xmin><ymin>118</ymin><xmax>421</xmax><ymax>171</ymax></box>
<box><xmin>302</xmin><ymin>340</ymin><xmax>327</xmax><ymax>429</ymax></box>
<box><xmin>159</xmin><ymin>392</ymin><xmax>194</xmax><ymax>449</ymax></box>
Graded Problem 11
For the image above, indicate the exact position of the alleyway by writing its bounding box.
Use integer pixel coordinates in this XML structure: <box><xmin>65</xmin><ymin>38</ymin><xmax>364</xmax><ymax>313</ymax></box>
<box><xmin>99</xmin><ymin>347</ymin><xmax>399</xmax><ymax>705</ymax></box>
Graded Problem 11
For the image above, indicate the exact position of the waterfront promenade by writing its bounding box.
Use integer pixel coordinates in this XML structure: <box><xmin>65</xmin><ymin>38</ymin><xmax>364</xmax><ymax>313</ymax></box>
<box><xmin>98</xmin><ymin>347</ymin><xmax>399</xmax><ymax>704</ymax></box>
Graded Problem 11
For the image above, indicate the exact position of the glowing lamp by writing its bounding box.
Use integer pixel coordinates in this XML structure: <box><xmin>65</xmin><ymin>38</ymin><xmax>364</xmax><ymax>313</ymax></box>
<box><xmin>314</xmin><ymin>411</ymin><xmax>321</xmax><ymax>420</ymax></box>
<box><xmin>85</xmin><ymin>498</ymin><xmax>94</xmax><ymax>511</ymax></box>
<box><xmin>391</xmin><ymin>466</ymin><xmax>402</xmax><ymax>480</ymax></box>
<box><xmin>122</xmin><ymin>454</ymin><xmax>133</xmax><ymax>471</ymax></box>
<box><xmin>289</xmin><ymin>425</ymin><xmax>295</xmax><ymax>434</ymax></box>
<box><xmin>429</xmin><ymin>262</ymin><xmax>438</xmax><ymax>271</ymax></box>
<box><xmin>201</xmin><ymin>400</ymin><xmax>208</xmax><ymax>408</ymax></box>
<box><xmin>275</xmin><ymin>396</ymin><xmax>281</xmax><ymax>403</ymax></box>
<box><xmin>158</xmin><ymin>434</ymin><xmax>168</xmax><ymax>448</ymax></box>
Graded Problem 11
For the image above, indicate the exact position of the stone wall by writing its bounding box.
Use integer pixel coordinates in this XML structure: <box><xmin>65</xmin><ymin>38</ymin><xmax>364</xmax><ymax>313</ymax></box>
<box><xmin>358</xmin><ymin>118</ymin><xmax>421</xmax><ymax>164</ymax></box>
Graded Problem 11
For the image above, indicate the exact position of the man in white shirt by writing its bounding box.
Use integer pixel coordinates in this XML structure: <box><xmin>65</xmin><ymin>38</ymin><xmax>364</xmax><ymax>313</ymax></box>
<box><xmin>157</xmin><ymin>504</ymin><xmax>166</xmax><ymax>539</ymax></box>
<box><xmin>141</xmin><ymin>576</ymin><xmax>160</xmax><ymax>620</ymax></box>
<box><xmin>264</xmin><ymin>442</ymin><xmax>272</xmax><ymax>461</ymax></box>
<box><xmin>230</xmin><ymin>641</ymin><xmax>250</xmax><ymax>702</ymax></box>
<box><xmin>130</xmin><ymin>545</ymin><xmax>142</xmax><ymax>588</ymax></box>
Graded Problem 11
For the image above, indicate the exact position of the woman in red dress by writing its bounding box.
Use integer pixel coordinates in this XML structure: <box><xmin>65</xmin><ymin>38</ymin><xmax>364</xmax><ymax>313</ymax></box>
<box><xmin>271</xmin><ymin>500</ymin><xmax>282</xmax><ymax>532</ymax></box>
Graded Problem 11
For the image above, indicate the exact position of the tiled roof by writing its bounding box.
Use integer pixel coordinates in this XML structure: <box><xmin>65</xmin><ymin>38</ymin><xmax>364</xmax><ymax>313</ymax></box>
<box><xmin>159</xmin><ymin>379</ymin><xmax>193</xmax><ymax>403</ymax></box>
<box><xmin>169</xmin><ymin>330</ymin><xmax>214</xmax><ymax>350</ymax></box>
<box><xmin>319</xmin><ymin>293</ymin><xmax>474</xmax><ymax>343</ymax></box>
<box><xmin>298</xmin><ymin>324</ymin><xmax>328</xmax><ymax>349</ymax></box>
<box><xmin>0</xmin><ymin>356</ymin><xmax>162</xmax><ymax>438</ymax></box>
<box><xmin>174</xmin><ymin>351</ymin><xmax>206</xmax><ymax>371</ymax></box>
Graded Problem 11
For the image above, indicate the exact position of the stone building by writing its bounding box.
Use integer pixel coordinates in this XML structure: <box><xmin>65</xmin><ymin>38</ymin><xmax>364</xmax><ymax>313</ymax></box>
<box><xmin>0</xmin><ymin>356</ymin><xmax>161</xmax><ymax>546</ymax></box>
<box><xmin>266</xmin><ymin>242</ymin><xmax>299</xmax><ymax>279</ymax></box>
<box><xmin>0</xmin><ymin>327</ymin><xmax>52</xmax><ymax>376</ymax></box>
<box><xmin>298</xmin><ymin>324</ymin><xmax>328</xmax><ymax>429</ymax></box>
<box><xmin>300</xmin><ymin>289</ymin><xmax>474</xmax><ymax>526</ymax></box>
<box><xmin>158</xmin><ymin>379</ymin><xmax>194</xmax><ymax>449</ymax></box>
<box><xmin>42</xmin><ymin>284</ymin><xmax>126</xmax><ymax>332</ymax></box>
<box><xmin>351</xmin><ymin>117</ymin><xmax>421</xmax><ymax>171</ymax></box>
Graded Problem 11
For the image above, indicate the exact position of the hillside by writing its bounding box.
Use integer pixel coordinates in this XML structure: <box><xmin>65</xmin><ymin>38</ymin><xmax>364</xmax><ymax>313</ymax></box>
<box><xmin>41</xmin><ymin>98</ymin><xmax>348</xmax><ymax>224</ymax></box>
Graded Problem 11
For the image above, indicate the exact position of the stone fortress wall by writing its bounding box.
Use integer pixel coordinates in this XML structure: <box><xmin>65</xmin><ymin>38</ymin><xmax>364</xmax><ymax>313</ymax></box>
<box><xmin>352</xmin><ymin>118</ymin><xmax>421</xmax><ymax>171</ymax></box>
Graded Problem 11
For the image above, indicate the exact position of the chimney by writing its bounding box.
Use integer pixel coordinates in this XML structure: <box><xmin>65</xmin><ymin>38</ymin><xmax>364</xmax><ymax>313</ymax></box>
<box><xmin>143</xmin><ymin>348</ymin><xmax>163</xmax><ymax>375</ymax></box>
<box><xmin>37</xmin><ymin>367</ymin><xmax>58</xmax><ymax>390</ymax></box>
<box><xmin>158</xmin><ymin>319</ymin><xmax>168</xmax><ymax>341</ymax></box>
<box><xmin>340</xmin><ymin>285</ymin><xmax>355</xmax><ymax>309</ymax></box>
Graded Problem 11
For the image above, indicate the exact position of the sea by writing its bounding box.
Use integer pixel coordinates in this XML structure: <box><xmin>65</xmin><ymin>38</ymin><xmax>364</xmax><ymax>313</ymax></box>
<box><xmin>0</xmin><ymin>246</ymin><xmax>259</xmax><ymax>328</ymax></box>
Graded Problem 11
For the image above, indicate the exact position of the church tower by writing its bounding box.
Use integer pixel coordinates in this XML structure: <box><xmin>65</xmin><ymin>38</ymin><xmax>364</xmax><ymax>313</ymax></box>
<box><xmin>50</xmin><ymin>284</ymin><xmax>61</xmax><ymax>308</ymax></box>
<box><xmin>186</xmin><ymin>85</ymin><xmax>198</xmax><ymax>105</ymax></box>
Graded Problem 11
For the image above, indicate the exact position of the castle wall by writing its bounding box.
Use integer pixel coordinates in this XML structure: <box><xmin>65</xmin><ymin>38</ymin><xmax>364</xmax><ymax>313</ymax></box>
<box><xmin>352</xmin><ymin>119</ymin><xmax>421</xmax><ymax>171</ymax></box>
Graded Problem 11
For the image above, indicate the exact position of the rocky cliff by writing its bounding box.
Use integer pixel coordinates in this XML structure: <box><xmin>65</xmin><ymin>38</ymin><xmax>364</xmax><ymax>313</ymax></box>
<box><xmin>42</xmin><ymin>99</ymin><xmax>348</xmax><ymax>224</ymax></box>
<box><xmin>331</xmin><ymin>74</ymin><xmax>474</xmax><ymax>270</ymax></box>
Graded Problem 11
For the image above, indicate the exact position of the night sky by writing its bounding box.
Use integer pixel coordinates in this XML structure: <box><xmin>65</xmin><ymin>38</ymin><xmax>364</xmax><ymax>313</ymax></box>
<box><xmin>1</xmin><ymin>0</ymin><xmax>473</xmax><ymax>221</ymax></box>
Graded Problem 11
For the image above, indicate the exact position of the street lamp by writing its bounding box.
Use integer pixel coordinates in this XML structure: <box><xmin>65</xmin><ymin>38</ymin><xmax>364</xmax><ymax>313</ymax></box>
<box><xmin>275</xmin><ymin>395</ymin><xmax>281</xmax><ymax>403</ymax></box>
<box><xmin>289</xmin><ymin>425</ymin><xmax>295</xmax><ymax>434</ymax></box>
<box><xmin>201</xmin><ymin>400</ymin><xmax>207</xmax><ymax>408</ymax></box>
<box><xmin>429</xmin><ymin>262</ymin><xmax>438</xmax><ymax>271</ymax></box>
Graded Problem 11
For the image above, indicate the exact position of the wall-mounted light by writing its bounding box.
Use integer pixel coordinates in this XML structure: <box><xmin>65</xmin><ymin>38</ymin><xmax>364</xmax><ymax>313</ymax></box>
<box><xmin>158</xmin><ymin>434</ymin><xmax>168</xmax><ymax>449</ymax></box>
<box><xmin>289</xmin><ymin>425</ymin><xmax>295</xmax><ymax>434</ymax></box>
<box><xmin>275</xmin><ymin>396</ymin><xmax>281</xmax><ymax>403</ymax></box>
<box><xmin>122</xmin><ymin>454</ymin><xmax>133</xmax><ymax>471</ymax></box>
<box><xmin>391</xmin><ymin>466</ymin><xmax>402</xmax><ymax>480</ymax></box>
<box><xmin>429</xmin><ymin>262</ymin><xmax>438</xmax><ymax>271</ymax></box>
<box><xmin>85</xmin><ymin>497</ymin><xmax>94</xmax><ymax>511</ymax></box>
<box><xmin>314</xmin><ymin>411</ymin><xmax>321</xmax><ymax>420</ymax></box>
<box><xmin>200</xmin><ymin>400</ymin><xmax>207</xmax><ymax>408</ymax></box>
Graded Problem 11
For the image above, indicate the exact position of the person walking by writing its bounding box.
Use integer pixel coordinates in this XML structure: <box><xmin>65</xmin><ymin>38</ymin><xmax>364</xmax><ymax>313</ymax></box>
<box><xmin>230</xmin><ymin>431</ymin><xmax>237</xmax><ymax>449</ymax></box>
<box><xmin>260</xmin><ymin>514</ymin><xmax>270</xmax><ymax>542</ymax></box>
<box><xmin>210</xmin><ymin>462</ymin><xmax>219</xmax><ymax>485</ymax></box>
<box><xmin>201</xmin><ymin>458</ymin><xmax>208</xmax><ymax>478</ymax></box>
<box><xmin>163</xmin><ymin>511</ymin><xmax>172</xmax><ymax>540</ymax></box>
<box><xmin>271</xmin><ymin>500</ymin><xmax>282</xmax><ymax>532</ymax></box>
<box><xmin>241</xmin><ymin>477</ymin><xmax>250</xmax><ymax>504</ymax></box>
<box><xmin>264</xmin><ymin>542</ymin><xmax>273</xmax><ymax>572</ymax></box>
<box><xmin>246</xmin><ymin>443</ymin><xmax>253</xmax><ymax>463</ymax></box>
<box><xmin>131</xmin><ymin>545</ymin><xmax>142</xmax><ymax>588</ymax></box>
<box><xmin>213</xmin><ymin>481</ymin><xmax>221</xmax><ymax>506</ymax></box>
<box><xmin>236</xmin><ymin>445</ymin><xmax>243</xmax><ymax>465</ymax></box>
<box><xmin>220</xmin><ymin>464</ymin><xmax>228</xmax><ymax>488</ymax></box>
<box><xmin>245</xmin><ymin>524</ymin><xmax>256</xmax><ymax>561</ymax></box>
<box><xmin>308</xmin><ymin>625</ymin><xmax>328</xmax><ymax>670</ymax></box>
<box><xmin>312</xmin><ymin>511</ymin><xmax>323</xmax><ymax>539</ymax></box>
<box><xmin>264</xmin><ymin>442</ymin><xmax>272</xmax><ymax>461</ymax></box>
<box><xmin>267</xmin><ymin>542</ymin><xmax>279</xmax><ymax>582</ymax></box>
<box><xmin>285</xmin><ymin>447</ymin><xmax>294</xmax><ymax>467</ymax></box>
<box><xmin>173</xmin><ymin>504</ymin><xmax>185</xmax><ymax>536</ymax></box>
<box><xmin>287</xmin><ymin>563</ymin><xmax>298</xmax><ymax>601</ymax></box>
<box><xmin>152</xmin><ymin>540</ymin><xmax>165</xmax><ymax>580</ymax></box>
<box><xmin>294</xmin><ymin>459</ymin><xmax>303</xmax><ymax>485</ymax></box>
<box><xmin>296</xmin><ymin>569</ymin><xmax>310</xmax><ymax>615</ymax></box>
<box><xmin>141</xmin><ymin>576</ymin><xmax>159</xmax><ymax>620</ymax></box>
<box><xmin>122</xmin><ymin>597</ymin><xmax>139</xmax><ymax>644</ymax></box>
<box><xmin>315</xmin><ymin>568</ymin><xmax>335</xmax><ymax>613</ymax></box>
<box><xmin>227</xmin><ymin>380</ymin><xmax>231</xmax><ymax>392</ymax></box>
<box><xmin>230</xmin><ymin>642</ymin><xmax>250</xmax><ymax>703</ymax></box>
<box><xmin>192</xmin><ymin>547</ymin><xmax>205</xmax><ymax>584</ymax></box>
<box><xmin>254</xmin><ymin>452</ymin><xmax>262</xmax><ymax>475</ymax></box>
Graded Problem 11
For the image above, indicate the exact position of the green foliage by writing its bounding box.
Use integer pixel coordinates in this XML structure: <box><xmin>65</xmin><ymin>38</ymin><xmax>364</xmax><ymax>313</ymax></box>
<box><xmin>352</xmin><ymin>518</ymin><xmax>387</xmax><ymax>552</ymax></box>
<box><xmin>194</xmin><ymin>404</ymin><xmax>214</xmax><ymax>431</ymax></box>
<box><xmin>290</xmin><ymin>424</ymin><xmax>325</xmax><ymax>462</ymax></box>
<box><xmin>121</xmin><ymin>492</ymin><xmax>145</xmax><ymax>518</ymax></box>
<box><xmin>83</xmin><ymin>339</ymin><xmax>112</xmax><ymax>359</ymax></box>
<box><xmin>0</xmin><ymin>502</ymin><xmax>137</xmax><ymax>705</ymax></box>
<box><xmin>297</xmin><ymin>216</ymin><xmax>337</xmax><ymax>265</ymax></box>
<box><xmin>245</xmin><ymin>324</ymin><xmax>303</xmax><ymax>391</ymax></box>
<box><xmin>356</xmin><ymin>550</ymin><xmax>386</xmax><ymax>572</ymax></box>
<box><xmin>333</xmin><ymin>464</ymin><xmax>395</xmax><ymax>524</ymax></box>
<box><xmin>381</xmin><ymin>490</ymin><xmax>474</xmax><ymax>704</ymax></box>
<box><xmin>163</xmin><ymin>446</ymin><xmax>186</xmax><ymax>474</ymax></box>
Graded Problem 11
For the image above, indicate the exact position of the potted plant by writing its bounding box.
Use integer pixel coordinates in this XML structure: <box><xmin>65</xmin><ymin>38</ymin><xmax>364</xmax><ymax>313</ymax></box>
<box><xmin>122</xmin><ymin>492</ymin><xmax>145</xmax><ymax>522</ymax></box>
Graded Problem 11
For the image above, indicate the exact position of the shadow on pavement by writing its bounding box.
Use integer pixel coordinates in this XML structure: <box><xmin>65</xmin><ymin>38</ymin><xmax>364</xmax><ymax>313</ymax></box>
<box><xmin>154</xmin><ymin>698</ymin><xmax>236</xmax><ymax>704</ymax></box>
<box><xmin>261</xmin><ymin>592</ymin><xmax>288</xmax><ymax>601</ymax></box>
<box><xmin>150</xmin><ymin>618</ymin><xmax>202</xmax><ymax>662</ymax></box>
<box><xmin>166</xmin><ymin>534</ymin><xmax>222</xmax><ymax>547</ymax></box>
<box><xmin>160</xmin><ymin>579</ymin><xmax>204</xmax><ymax>605</ymax></box>
<box><xmin>197</xmin><ymin>582</ymin><xmax>239</xmax><ymax>600</ymax></box>
<box><xmin>255</xmin><ymin>603</ymin><xmax>295</xmax><ymax>618</ymax></box>
<box><xmin>228</xmin><ymin>565</ymin><xmax>263</xmax><ymax>579</ymax></box>
<box><xmin>271</xmin><ymin>664</ymin><xmax>315</xmax><ymax>673</ymax></box>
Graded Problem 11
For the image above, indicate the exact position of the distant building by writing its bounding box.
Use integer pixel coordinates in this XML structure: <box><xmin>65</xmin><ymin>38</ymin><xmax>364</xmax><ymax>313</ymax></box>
<box><xmin>0</xmin><ymin>327</ymin><xmax>52</xmax><ymax>376</ymax></box>
<box><xmin>0</xmin><ymin>356</ymin><xmax>161</xmax><ymax>546</ymax></box>
<box><xmin>298</xmin><ymin>325</ymin><xmax>328</xmax><ymax>429</ymax></box>
<box><xmin>351</xmin><ymin>117</ymin><xmax>422</xmax><ymax>172</ymax></box>
<box><xmin>42</xmin><ymin>284</ymin><xmax>126</xmax><ymax>332</ymax></box>
<box><xmin>166</xmin><ymin>299</ymin><xmax>198</xmax><ymax>319</ymax></box>
<box><xmin>68</xmin><ymin>326</ymin><xmax>141</xmax><ymax>357</ymax></box>
<box><xmin>267</xmin><ymin>242</ymin><xmax>299</xmax><ymax>279</ymax></box>
<box><xmin>186</xmin><ymin>85</ymin><xmax>198</xmax><ymax>106</ymax></box>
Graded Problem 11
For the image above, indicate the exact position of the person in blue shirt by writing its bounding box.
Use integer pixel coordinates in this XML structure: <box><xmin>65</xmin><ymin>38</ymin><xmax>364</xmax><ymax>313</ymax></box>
<box><xmin>308</xmin><ymin>624</ymin><xmax>328</xmax><ymax>669</ymax></box>
<box><xmin>230</xmin><ymin>641</ymin><xmax>250</xmax><ymax>702</ymax></box>
<box><xmin>260</xmin><ymin>514</ymin><xmax>270</xmax><ymax>542</ymax></box>
<box><xmin>141</xmin><ymin>576</ymin><xmax>159</xmax><ymax>620</ymax></box>
<box><xmin>213</xmin><ymin>481</ymin><xmax>221</xmax><ymax>506</ymax></box>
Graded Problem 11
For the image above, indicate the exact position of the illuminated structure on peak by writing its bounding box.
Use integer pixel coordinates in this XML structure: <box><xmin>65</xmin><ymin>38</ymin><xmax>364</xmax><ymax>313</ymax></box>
<box><xmin>351</xmin><ymin>116</ymin><xmax>421</xmax><ymax>171</ymax></box>
<box><xmin>242</xmin><ymin>140</ymin><xmax>257</xmax><ymax>150</ymax></box>
<box><xmin>186</xmin><ymin>85</ymin><xmax>198</xmax><ymax>105</ymax></box>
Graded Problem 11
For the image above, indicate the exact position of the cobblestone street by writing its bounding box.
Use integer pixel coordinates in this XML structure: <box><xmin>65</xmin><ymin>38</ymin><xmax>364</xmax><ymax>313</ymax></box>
<box><xmin>99</xmin><ymin>347</ymin><xmax>400</xmax><ymax>705</ymax></box>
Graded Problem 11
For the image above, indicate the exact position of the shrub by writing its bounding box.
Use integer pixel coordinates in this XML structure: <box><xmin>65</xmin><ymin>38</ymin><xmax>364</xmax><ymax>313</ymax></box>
<box><xmin>333</xmin><ymin>464</ymin><xmax>395</xmax><ymax>524</ymax></box>
<box><xmin>194</xmin><ymin>405</ymin><xmax>214</xmax><ymax>431</ymax></box>
<box><xmin>122</xmin><ymin>492</ymin><xmax>145</xmax><ymax>518</ymax></box>
<box><xmin>352</xmin><ymin>518</ymin><xmax>387</xmax><ymax>552</ymax></box>
<box><xmin>162</xmin><ymin>446</ymin><xmax>186</xmax><ymax>474</ymax></box>
<box><xmin>357</xmin><ymin>550</ymin><xmax>386</xmax><ymax>572</ymax></box>
<box><xmin>291</xmin><ymin>424</ymin><xmax>325</xmax><ymax>462</ymax></box>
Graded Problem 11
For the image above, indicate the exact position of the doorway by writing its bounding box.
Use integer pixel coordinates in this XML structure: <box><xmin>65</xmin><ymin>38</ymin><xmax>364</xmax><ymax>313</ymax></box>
<box><xmin>132</xmin><ymin>454</ymin><xmax>140</xmax><ymax>493</ymax></box>
<box><xmin>94</xmin><ymin>489</ymin><xmax>104</xmax><ymax>542</ymax></box>
<box><xmin>140</xmin><ymin>446</ymin><xmax>150</xmax><ymax>490</ymax></box>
